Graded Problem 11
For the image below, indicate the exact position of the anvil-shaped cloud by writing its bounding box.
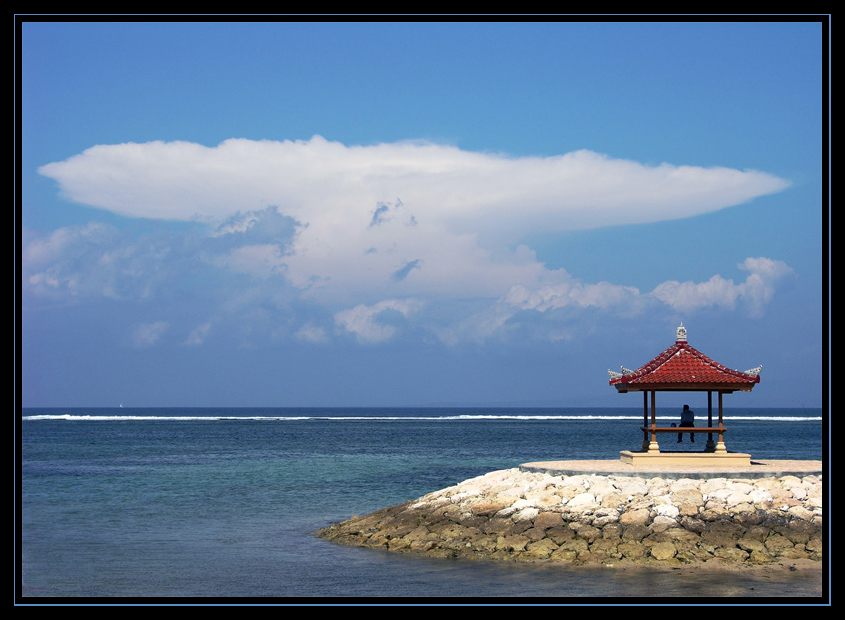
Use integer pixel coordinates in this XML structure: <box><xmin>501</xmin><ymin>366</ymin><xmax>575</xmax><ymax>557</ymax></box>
<box><xmin>39</xmin><ymin>135</ymin><xmax>788</xmax><ymax>228</ymax></box>
<box><xmin>39</xmin><ymin>136</ymin><xmax>789</xmax><ymax>309</ymax></box>
<box><xmin>33</xmin><ymin>136</ymin><xmax>790</xmax><ymax>341</ymax></box>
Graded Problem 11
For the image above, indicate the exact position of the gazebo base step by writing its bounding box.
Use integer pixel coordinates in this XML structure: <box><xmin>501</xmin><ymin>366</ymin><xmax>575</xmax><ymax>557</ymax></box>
<box><xmin>620</xmin><ymin>450</ymin><xmax>752</xmax><ymax>467</ymax></box>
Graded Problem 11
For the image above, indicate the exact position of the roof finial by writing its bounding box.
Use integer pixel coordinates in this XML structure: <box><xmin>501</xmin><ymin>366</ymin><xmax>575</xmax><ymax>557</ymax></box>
<box><xmin>676</xmin><ymin>322</ymin><xmax>687</xmax><ymax>342</ymax></box>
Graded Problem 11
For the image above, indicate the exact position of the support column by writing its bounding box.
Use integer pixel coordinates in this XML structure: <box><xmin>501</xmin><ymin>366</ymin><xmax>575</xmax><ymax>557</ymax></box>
<box><xmin>647</xmin><ymin>390</ymin><xmax>660</xmax><ymax>453</ymax></box>
<box><xmin>641</xmin><ymin>391</ymin><xmax>649</xmax><ymax>451</ymax></box>
<box><xmin>706</xmin><ymin>390</ymin><xmax>715</xmax><ymax>451</ymax></box>
<box><xmin>715</xmin><ymin>391</ymin><xmax>727</xmax><ymax>453</ymax></box>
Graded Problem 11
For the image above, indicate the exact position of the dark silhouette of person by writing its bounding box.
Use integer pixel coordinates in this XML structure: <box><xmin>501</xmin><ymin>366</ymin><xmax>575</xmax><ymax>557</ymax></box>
<box><xmin>678</xmin><ymin>404</ymin><xmax>695</xmax><ymax>442</ymax></box>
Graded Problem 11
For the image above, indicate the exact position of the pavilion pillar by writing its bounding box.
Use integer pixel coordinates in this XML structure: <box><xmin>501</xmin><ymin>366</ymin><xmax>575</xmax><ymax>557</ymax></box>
<box><xmin>706</xmin><ymin>390</ymin><xmax>715</xmax><ymax>451</ymax></box>
<box><xmin>715</xmin><ymin>391</ymin><xmax>727</xmax><ymax>453</ymax></box>
<box><xmin>641</xmin><ymin>391</ymin><xmax>649</xmax><ymax>451</ymax></box>
<box><xmin>647</xmin><ymin>390</ymin><xmax>660</xmax><ymax>453</ymax></box>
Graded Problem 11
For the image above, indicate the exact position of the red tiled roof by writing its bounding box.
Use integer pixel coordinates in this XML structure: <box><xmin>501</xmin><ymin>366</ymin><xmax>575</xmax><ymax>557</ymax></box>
<box><xmin>609</xmin><ymin>329</ymin><xmax>760</xmax><ymax>392</ymax></box>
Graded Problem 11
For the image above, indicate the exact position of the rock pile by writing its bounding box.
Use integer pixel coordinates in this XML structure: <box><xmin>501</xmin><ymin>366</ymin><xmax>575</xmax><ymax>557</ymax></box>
<box><xmin>316</xmin><ymin>468</ymin><xmax>823</xmax><ymax>568</ymax></box>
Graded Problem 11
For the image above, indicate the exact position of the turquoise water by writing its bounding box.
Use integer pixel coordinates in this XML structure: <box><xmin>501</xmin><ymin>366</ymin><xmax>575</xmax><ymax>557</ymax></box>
<box><xmin>19</xmin><ymin>408</ymin><xmax>825</xmax><ymax>600</ymax></box>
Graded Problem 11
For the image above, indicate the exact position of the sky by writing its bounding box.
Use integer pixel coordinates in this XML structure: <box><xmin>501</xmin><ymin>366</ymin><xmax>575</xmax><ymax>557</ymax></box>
<box><xmin>18</xmin><ymin>19</ymin><xmax>828</xmax><ymax>409</ymax></box>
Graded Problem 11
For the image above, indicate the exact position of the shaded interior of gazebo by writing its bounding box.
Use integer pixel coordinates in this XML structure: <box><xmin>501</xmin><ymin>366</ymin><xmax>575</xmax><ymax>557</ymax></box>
<box><xmin>609</xmin><ymin>324</ymin><xmax>761</xmax><ymax>458</ymax></box>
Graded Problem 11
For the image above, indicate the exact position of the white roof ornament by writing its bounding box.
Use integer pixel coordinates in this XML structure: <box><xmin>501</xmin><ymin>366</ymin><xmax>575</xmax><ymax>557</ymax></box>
<box><xmin>676</xmin><ymin>322</ymin><xmax>687</xmax><ymax>342</ymax></box>
<box><xmin>744</xmin><ymin>365</ymin><xmax>763</xmax><ymax>377</ymax></box>
<box><xmin>608</xmin><ymin>366</ymin><xmax>636</xmax><ymax>379</ymax></box>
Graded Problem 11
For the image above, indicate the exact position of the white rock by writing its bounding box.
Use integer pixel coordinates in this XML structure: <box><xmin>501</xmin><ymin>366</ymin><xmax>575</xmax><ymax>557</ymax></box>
<box><xmin>790</xmin><ymin>486</ymin><xmax>808</xmax><ymax>500</ymax></box>
<box><xmin>614</xmin><ymin>480</ymin><xmax>649</xmax><ymax>497</ymax></box>
<box><xmin>650</xmin><ymin>516</ymin><xmax>679</xmax><ymax>532</ymax></box>
<box><xmin>655</xmin><ymin>504</ymin><xmax>680</xmax><ymax>518</ymax></box>
<box><xmin>567</xmin><ymin>492</ymin><xmax>598</xmax><ymax>508</ymax></box>
<box><xmin>509</xmin><ymin>498</ymin><xmax>535</xmax><ymax>511</ymax></box>
<box><xmin>749</xmin><ymin>489</ymin><xmax>773</xmax><ymax>504</ymax></box>
<box><xmin>498</xmin><ymin>486</ymin><xmax>525</xmax><ymax>499</ymax></box>
<box><xmin>513</xmin><ymin>507</ymin><xmax>540</xmax><ymax>522</ymax></box>
<box><xmin>700</xmin><ymin>479</ymin><xmax>729</xmax><ymax>495</ymax></box>
<box><xmin>727</xmin><ymin>482</ymin><xmax>754</xmax><ymax>494</ymax></box>
<box><xmin>726</xmin><ymin>492</ymin><xmax>753</xmax><ymax>507</ymax></box>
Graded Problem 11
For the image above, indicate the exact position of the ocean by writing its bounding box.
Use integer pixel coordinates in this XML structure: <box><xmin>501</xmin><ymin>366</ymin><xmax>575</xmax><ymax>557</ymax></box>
<box><xmin>19</xmin><ymin>407</ymin><xmax>825</xmax><ymax>602</ymax></box>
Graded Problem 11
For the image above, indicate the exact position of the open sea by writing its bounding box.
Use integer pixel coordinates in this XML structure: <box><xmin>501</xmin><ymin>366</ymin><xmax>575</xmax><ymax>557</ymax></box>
<box><xmin>19</xmin><ymin>407</ymin><xmax>826</xmax><ymax>603</ymax></box>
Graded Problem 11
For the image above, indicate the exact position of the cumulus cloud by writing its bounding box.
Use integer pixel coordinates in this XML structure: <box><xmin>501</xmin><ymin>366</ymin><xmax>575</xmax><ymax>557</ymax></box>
<box><xmin>29</xmin><ymin>137</ymin><xmax>795</xmax><ymax>346</ymax></box>
<box><xmin>216</xmin><ymin>243</ymin><xmax>288</xmax><ymax>279</ymax></box>
<box><xmin>502</xmin><ymin>278</ymin><xmax>642</xmax><ymax>312</ymax></box>
<box><xmin>22</xmin><ymin>221</ymin><xmax>167</xmax><ymax>301</ymax></box>
<box><xmin>334</xmin><ymin>298</ymin><xmax>424</xmax><ymax>343</ymax></box>
<box><xmin>649</xmin><ymin>257</ymin><xmax>794</xmax><ymax>316</ymax></box>
<box><xmin>501</xmin><ymin>256</ymin><xmax>793</xmax><ymax>322</ymax></box>
<box><xmin>38</xmin><ymin>136</ymin><xmax>789</xmax><ymax>305</ymax></box>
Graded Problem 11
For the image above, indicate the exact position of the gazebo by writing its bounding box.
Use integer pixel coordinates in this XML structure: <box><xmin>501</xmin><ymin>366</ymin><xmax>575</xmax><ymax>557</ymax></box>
<box><xmin>608</xmin><ymin>324</ymin><xmax>761</xmax><ymax>466</ymax></box>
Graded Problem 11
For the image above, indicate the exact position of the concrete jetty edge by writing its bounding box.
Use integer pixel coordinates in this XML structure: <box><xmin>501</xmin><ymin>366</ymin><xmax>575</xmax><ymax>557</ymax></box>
<box><xmin>519</xmin><ymin>458</ymin><xmax>824</xmax><ymax>480</ymax></box>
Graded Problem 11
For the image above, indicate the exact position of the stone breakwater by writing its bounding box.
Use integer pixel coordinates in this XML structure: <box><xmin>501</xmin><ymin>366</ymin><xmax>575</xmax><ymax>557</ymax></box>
<box><xmin>316</xmin><ymin>468</ymin><xmax>823</xmax><ymax>568</ymax></box>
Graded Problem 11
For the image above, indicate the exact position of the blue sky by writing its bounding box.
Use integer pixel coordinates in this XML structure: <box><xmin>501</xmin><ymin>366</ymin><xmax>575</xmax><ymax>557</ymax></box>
<box><xmin>19</xmin><ymin>19</ymin><xmax>827</xmax><ymax>409</ymax></box>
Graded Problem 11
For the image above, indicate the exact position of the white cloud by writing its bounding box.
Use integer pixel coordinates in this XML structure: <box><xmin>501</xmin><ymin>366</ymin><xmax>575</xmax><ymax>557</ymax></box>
<box><xmin>131</xmin><ymin>321</ymin><xmax>169</xmax><ymax>348</ymax></box>
<box><xmin>185</xmin><ymin>321</ymin><xmax>213</xmax><ymax>346</ymax></box>
<box><xmin>649</xmin><ymin>257</ymin><xmax>794</xmax><ymax>316</ymax></box>
<box><xmin>38</xmin><ymin>137</ymin><xmax>789</xmax><ymax>305</ymax></box>
<box><xmin>30</xmin><ymin>138</ymin><xmax>797</xmax><ymax>347</ymax></box>
<box><xmin>432</xmin><ymin>302</ymin><xmax>520</xmax><ymax>346</ymax></box>
<box><xmin>334</xmin><ymin>298</ymin><xmax>424</xmax><ymax>343</ymax></box>
<box><xmin>38</xmin><ymin>137</ymin><xmax>789</xmax><ymax>231</ymax></box>
<box><xmin>295</xmin><ymin>323</ymin><xmax>329</xmax><ymax>344</ymax></box>
<box><xmin>502</xmin><ymin>278</ymin><xmax>642</xmax><ymax>312</ymax></box>
<box><xmin>217</xmin><ymin>243</ymin><xmax>287</xmax><ymax>278</ymax></box>
<box><xmin>502</xmin><ymin>256</ymin><xmax>794</xmax><ymax>318</ymax></box>
<box><xmin>22</xmin><ymin>221</ymin><xmax>164</xmax><ymax>301</ymax></box>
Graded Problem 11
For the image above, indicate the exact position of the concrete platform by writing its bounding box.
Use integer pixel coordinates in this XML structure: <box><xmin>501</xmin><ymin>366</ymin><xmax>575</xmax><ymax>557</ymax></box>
<box><xmin>619</xmin><ymin>449</ymin><xmax>751</xmax><ymax>467</ymax></box>
<box><xmin>519</xmin><ymin>458</ymin><xmax>823</xmax><ymax>479</ymax></box>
